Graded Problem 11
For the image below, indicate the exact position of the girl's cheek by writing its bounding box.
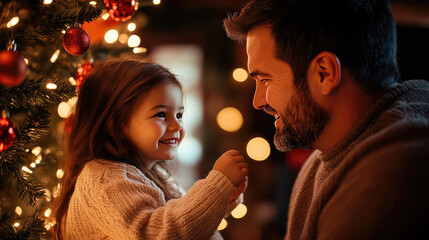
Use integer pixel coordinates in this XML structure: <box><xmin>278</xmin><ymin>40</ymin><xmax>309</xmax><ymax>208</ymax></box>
<box><xmin>179</xmin><ymin>128</ymin><xmax>186</xmax><ymax>143</ymax></box>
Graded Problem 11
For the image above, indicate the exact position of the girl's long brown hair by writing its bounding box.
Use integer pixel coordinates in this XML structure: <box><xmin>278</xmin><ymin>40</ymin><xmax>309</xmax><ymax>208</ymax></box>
<box><xmin>52</xmin><ymin>59</ymin><xmax>182</xmax><ymax>239</ymax></box>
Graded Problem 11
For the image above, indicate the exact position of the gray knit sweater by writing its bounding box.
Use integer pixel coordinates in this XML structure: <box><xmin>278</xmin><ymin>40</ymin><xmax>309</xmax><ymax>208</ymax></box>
<box><xmin>286</xmin><ymin>80</ymin><xmax>429</xmax><ymax>240</ymax></box>
<box><xmin>65</xmin><ymin>159</ymin><xmax>238</xmax><ymax>239</ymax></box>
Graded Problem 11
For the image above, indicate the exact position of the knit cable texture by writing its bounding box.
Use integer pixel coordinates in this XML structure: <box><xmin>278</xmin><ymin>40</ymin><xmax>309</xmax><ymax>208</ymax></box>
<box><xmin>65</xmin><ymin>159</ymin><xmax>237</xmax><ymax>240</ymax></box>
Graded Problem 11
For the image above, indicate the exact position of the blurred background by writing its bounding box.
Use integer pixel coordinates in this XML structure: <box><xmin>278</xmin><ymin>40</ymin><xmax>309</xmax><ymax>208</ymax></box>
<box><xmin>0</xmin><ymin>0</ymin><xmax>428</xmax><ymax>239</ymax></box>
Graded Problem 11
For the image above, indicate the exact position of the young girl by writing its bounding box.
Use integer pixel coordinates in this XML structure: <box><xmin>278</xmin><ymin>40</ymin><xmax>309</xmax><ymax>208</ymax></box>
<box><xmin>53</xmin><ymin>59</ymin><xmax>249</xmax><ymax>239</ymax></box>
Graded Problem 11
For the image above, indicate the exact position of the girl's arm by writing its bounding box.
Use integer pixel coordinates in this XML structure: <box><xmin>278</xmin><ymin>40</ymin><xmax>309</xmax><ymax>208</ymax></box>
<box><xmin>69</xmin><ymin>160</ymin><xmax>236</xmax><ymax>240</ymax></box>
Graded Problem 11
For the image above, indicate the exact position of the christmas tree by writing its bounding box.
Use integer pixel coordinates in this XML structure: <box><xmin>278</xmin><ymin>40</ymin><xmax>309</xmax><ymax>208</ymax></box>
<box><xmin>0</xmin><ymin>0</ymin><xmax>101</xmax><ymax>238</ymax></box>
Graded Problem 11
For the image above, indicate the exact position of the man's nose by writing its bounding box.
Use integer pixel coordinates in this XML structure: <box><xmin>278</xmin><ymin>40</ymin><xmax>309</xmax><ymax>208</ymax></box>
<box><xmin>253</xmin><ymin>82</ymin><xmax>267</xmax><ymax>110</ymax></box>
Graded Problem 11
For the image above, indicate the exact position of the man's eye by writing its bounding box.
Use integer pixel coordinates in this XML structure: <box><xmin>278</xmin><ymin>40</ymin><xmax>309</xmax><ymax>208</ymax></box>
<box><xmin>261</xmin><ymin>79</ymin><xmax>269</xmax><ymax>86</ymax></box>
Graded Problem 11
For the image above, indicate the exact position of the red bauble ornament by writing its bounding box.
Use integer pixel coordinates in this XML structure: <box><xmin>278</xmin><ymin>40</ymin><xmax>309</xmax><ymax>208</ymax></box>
<box><xmin>62</xmin><ymin>25</ymin><xmax>91</xmax><ymax>56</ymax></box>
<box><xmin>105</xmin><ymin>0</ymin><xmax>139</xmax><ymax>22</ymax></box>
<box><xmin>74</xmin><ymin>61</ymin><xmax>93</xmax><ymax>93</ymax></box>
<box><xmin>0</xmin><ymin>111</ymin><xmax>17</xmax><ymax>153</ymax></box>
<box><xmin>0</xmin><ymin>50</ymin><xmax>27</xmax><ymax>87</ymax></box>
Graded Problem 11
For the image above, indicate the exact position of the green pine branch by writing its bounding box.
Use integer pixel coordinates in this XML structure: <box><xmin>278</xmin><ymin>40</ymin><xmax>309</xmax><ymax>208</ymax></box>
<box><xmin>0</xmin><ymin>76</ymin><xmax>75</xmax><ymax>111</ymax></box>
<box><xmin>0</xmin><ymin>215</ymin><xmax>50</xmax><ymax>240</ymax></box>
<box><xmin>14</xmin><ymin>4</ymin><xmax>102</xmax><ymax>52</ymax></box>
<box><xmin>0</xmin><ymin>107</ymin><xmax>51</xmax><ymax>206</ymax></box>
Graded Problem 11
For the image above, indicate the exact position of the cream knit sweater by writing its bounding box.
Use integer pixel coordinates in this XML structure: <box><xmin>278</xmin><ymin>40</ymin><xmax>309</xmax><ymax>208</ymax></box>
<box><xmin>64</xmin><ymin>159</ymin><xmax>239</xmax><ymax>239</ymax></box>
<box><xmin>286</xmin><ymin>80</ymin><xmax>429</xmax><ymax>240</ymax></box>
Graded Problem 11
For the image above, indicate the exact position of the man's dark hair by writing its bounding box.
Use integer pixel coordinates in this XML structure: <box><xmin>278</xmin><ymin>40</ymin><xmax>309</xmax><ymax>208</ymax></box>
<box><xmin>224</xmin><ymin>0</ymin><xmax>400</xmax><ymax>93</ymax></box>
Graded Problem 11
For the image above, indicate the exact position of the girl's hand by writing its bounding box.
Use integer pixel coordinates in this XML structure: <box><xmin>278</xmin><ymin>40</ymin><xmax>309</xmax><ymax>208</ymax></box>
<box><xmin>213</xmin><ymin>150</ymin><xmax>249</xmax><ymax>187</ymax></box>
<box><xmin>230</xmin><ymin>176</ymin><xmax>248</xmax><ymax>203</ymax></box>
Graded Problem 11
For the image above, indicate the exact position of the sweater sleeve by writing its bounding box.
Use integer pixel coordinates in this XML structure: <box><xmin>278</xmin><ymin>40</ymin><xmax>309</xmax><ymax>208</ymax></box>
<box><xmin>73</xmin><ymin>161</ymin><xmax>236</xmax><ymax>240</ymax></box>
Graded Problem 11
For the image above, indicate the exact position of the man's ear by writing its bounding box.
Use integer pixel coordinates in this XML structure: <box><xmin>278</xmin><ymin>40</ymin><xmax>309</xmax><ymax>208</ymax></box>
<box><xmin>310</xmin><ymin>51</ymin><xmax>341</xmax><ymax>95</ymax></box>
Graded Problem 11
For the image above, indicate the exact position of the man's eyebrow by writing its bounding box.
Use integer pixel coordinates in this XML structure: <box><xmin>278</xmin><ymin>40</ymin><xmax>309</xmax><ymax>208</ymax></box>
<box><xmin>249</xmin><ymin>70</ymin><xmax>273</xmax><ymax>78</ymax></box>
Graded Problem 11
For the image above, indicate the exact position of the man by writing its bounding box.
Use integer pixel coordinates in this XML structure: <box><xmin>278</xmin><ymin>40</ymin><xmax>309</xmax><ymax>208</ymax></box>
<box><xmin>224</xmin><ymin>0</ymin><xmax>429</xmax><ymax>239</ymax></box>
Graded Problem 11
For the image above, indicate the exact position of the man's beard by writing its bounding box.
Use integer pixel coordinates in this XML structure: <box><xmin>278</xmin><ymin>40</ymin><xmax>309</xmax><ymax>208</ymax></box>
<box><xmin>274</xmin><ymin>82</ymin><xmax>330</xmax><ymax>152</ymax></box>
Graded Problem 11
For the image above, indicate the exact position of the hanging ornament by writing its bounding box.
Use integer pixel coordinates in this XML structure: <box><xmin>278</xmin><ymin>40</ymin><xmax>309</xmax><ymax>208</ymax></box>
<box><xmin>0</xmin><ymin>41</ymin><xmax>27</xmax><ymax>87</ymax></box>
<box><xmin>62</xmin><ymin>23</ymin><xmax>91</xmax><ymax>56</ymax></box>
<box><xmin>0</xmin><ymin>110</ymin><xmax>17</xmax><ymax>153</ymax></box>
<box><xmin>105</xmin><ymin>0</ymin><xmax>139</xmax><ymax>22</ymax></box>
<box><xmin>74</xmin><ymin>61</ymin><xmax>93</xmax><ymax>93</ymax></box>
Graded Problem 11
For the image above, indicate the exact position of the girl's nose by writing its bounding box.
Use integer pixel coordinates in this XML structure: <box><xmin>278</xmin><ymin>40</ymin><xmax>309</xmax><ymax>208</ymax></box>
<box><xmin>168</xmin><ymin>118</ymin><xmax>182</xmax><ymax>131</ymax></box>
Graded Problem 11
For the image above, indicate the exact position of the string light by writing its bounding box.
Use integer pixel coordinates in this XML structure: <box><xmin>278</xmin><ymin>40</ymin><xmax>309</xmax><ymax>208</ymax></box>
<box><xmin>50</xmin><ymin>49</ymin><xmax>60</xmax><ymax>63</ymax></box>
<box><xmin>43</xmin><ymin>0</ymin><xmax>53</xmax><ymax>4</ymax></box>
<box><xmin>7</xmin><ymin>17</ymin><xmax>19</xmax><ymax>28</ymax></box>
<box><xmin>127</xmin><ymin>35</ymin><xmax>141</xmax><ymax>47</ymax></box>
<box><xmin>56</xmin><ymin>169</ymin><xmax>64</xmax><ymax>179</ymax></box>
<box><xmin>133</xmin><ymin>47</ymin><xmax>147</xmax><ymax>54</ymax></box>
<box><xmin>15</xmin><ymin>206</ymin><xmax>22</xmax><ymax>215</ymax></box>
<box><xmin>22</xmin><ymin>166</ymin><xmax>33</xmax><ymax>174</ymax></box>
<box><xmin>153</xmin><ymin>0</ymin><xmax>161</xmax><ymax>5</ymax></box>
<box><xmin>32</xmin><ymin>146</ymin><xmax>41</xmax><ymax>155</ymax></box>
<box><xmin>246</xmin><ymin>137</ymin><xmax>271</xmax><ymax>161</ymax></box>
<box><xmin>44</xmin><ymin>208</ymin><xmax>52</xmax><ymax>218</ymax></box>
<box><xmin>35</xmin><ymin>155</ymin><xmax>42</xmax><ymax>164</ymax></box>
<box><xmin>46</xmin><ymin>83</ymin><xmax>57</xmax><ymax>89</ymax></box>
<box><xmin>89</xmin><ymin>1</ymin><xmax>97</xmax><ymax>6</ymax></box>
<box><xmin>58</xmin><ymin>102</ymin><xmax>71</xmax><ymax>118</ymax></box>
<box><xmin>69</xmin><ymin>77</ymin><xmax>76</xmax><ymax>85</ymax></box>
<box><xmin>30</xmin><ymin>162</ymin><xmax>36</xmax><ymax>168</ymax></box>
<box><xmin>105</xmin><ymin>29</ymin><xmax>119</xmax><ymax>44</ymax></box>
<box><xmin>45</xmin><ymin>189</ymin><xmax>52</xmax><ymax>202</ymax></box>
<box><xmin>127</xmin><ymin>23</ymin><xmax>136</xmax><ymax>32</ymax></box>
<box><xmin>52</xmin><ymin>184</ymin><xmax>60</xmax><ymax>198</ymax></box>
<box><xmin>13</xmin><ymin>222</ymin><xmax>20</xmax><ymax>228</ymax></box>
<box><xmin>102</xmin><ymin>13</ymin><xmax>110</xmax><ymax>20</ymax></box>
<box><xmin>23</xmin><ymin>58</ymin><xmax>29</xmax><ymax>65</ymax></box>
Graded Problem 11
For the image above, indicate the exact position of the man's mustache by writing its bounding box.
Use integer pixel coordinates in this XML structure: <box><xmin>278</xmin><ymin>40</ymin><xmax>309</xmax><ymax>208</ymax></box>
<box><xmin>263</xmin><ymin>105</ymin><xmax>276</xmax><ymax>114</ymax></box>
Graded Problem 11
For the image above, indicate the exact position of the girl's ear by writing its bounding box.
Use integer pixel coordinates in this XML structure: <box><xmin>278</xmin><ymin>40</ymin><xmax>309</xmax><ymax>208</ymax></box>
<box><xmin>308</xmin><ymin>51</ymin><xmax>341</xmax><ymax>95</ymax></box>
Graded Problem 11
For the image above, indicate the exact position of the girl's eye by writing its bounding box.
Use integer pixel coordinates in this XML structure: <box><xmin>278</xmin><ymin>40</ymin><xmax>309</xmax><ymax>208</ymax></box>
<box><xmin>176</xmin><ymin>113</ymin><xmax>183</xmax><ymax>119</ymax></box>
<box><xmin>154</xmin><ymin>112</ymin><xmax>165</xmax><ymax>118</ymax></box>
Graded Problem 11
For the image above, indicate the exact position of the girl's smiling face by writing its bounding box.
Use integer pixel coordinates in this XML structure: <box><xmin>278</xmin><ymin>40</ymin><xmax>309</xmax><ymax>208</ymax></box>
<box><xmin>125</xmin><ymin>82</ymin><xmax>185</xmax><ymax>162</ymax></box>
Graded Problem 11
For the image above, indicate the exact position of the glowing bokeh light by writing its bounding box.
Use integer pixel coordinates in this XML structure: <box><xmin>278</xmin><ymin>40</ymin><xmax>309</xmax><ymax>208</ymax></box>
<box><xmin>46</xmin><ymin>83</ymin><xmax>57</xmax><ymax>89</ymax></box>
<box><xmin>231</xmin><ymin>203</ymin><xmax>247</xmax><ymax>219</ymax></box>
<box><xmin>56</xmin><ymin>169</ymin><xmax>64</xmax><ymax>179</ymax></box>
<box><xmin>216</xmin><ymin>107</ymin><xmax>243</xmax><ymax>132</ymax></box>
<box><xmin>119</xmin><ymin>33</ymin><xmax>129</xmax><ymax>44</ymax></box>
<box><xmin>128</xmin><ymin>35</ymin><xmax>141</xmax><ymax>47</ymax></box>
<box><xmin>133</xmin><ymin>47</ymin><xmax>147</xmax><ymax>54</ymax></box>
<box><xmin>246</xmin><ymin>137</ymin><xmax>270</xmax><ymax>161</ymax></box>
<box><xmin>15</xmin><ymin>206</ymin><xmax>22</xmax><ymax>215</ymax></box>
<box><xmin>7</xmin><ymin>17</ymin><xmax>19</xmax><ymax>28</ymax></box>
<box><xmin>127</xmin><ymin>23</ymin><xmax>136</xmax><ymax>32</ymax></box>
<box><xmin>44</xmin><ymin>208</ymin><xmax>52</xmax><ymax>218</ymax></box>
<box><xmin>105</xmin><ymin>29</ymin><xmax>119</xmax><ymax>44</ymax></box>
<box><xmin>50</xmin><ymin>49</ymin><xmax>60</xmax><ymax>63</ymax></box>
<box><xmin>217</xmin><ymin>219</ymin><xmax>228</xmax><ymax>231</ymax></box>
<box><xmin>58</xmin><ymin>102</ymin><xmax>71</xmax><ymax>118</ymax></box>
<box><xmin>232</xmin><ymin>68</ymin><xmax>248</xmax><ymax>82</ymax></box>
